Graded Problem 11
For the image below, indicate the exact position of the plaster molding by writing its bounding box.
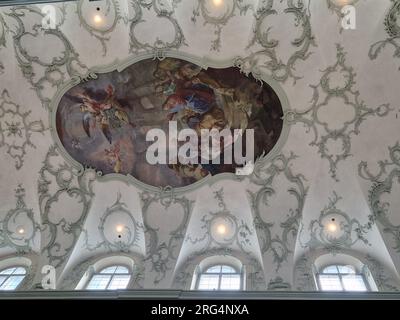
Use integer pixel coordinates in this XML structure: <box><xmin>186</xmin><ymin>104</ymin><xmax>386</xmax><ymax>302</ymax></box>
<box><xmin>369</xmin><ymin>0</ymin><xmax>400</xmax><ymax>68</ymax></box>
<box><xmin>82</xmin><ymin>192</ymin><xmax>145</xmax><ymax>253</ymax></box>
<box><xmin>284</xmin><ymin>44</ymin><xmax>391</xmax><ymax>181</ymax></box>
<box><xmin>6</xmin><ymin>5</ymin><xmax>88</xmax><ymax>109</ymax></box>
<box><xmin>141</xmin><ymin>186</ymin><xmax>194</xmax><ymax>285</ymax></box>
<box><xmin>38</xmin><ymin>145</ymin><xmax>96</xmax><ymax>269</ymax></box>
<box><xmin>359</xmin><ymin>142</ymin><xmax>400</xmax><ymax>253</ymax></box>
<box><xmin>0</xmin><ymin>89</ymin><xmax>46</xmax><ymax>169</ymax></box>
<box><xmin>191</xmin><ymin>0</ymin><xmax>253</xmax><ymax>51</ymax></box>
<box><xmin>246</xmin><ymin>0</ymin><xmax>315</xmax><ymax>83</ymax></box>
<box><xmin>247</xmin><ymin>152</ymin><xmax>308</xmax><ymax>271</ymax></box>
<box><xmin>0</xmin><ymin>184</ymin><xmax>40</xmax><ymax>253</ymax></box>
<box><xmin>298</xmin><ymin>191</ymin><xmax>372</xmax><ymax>254</ymax></box>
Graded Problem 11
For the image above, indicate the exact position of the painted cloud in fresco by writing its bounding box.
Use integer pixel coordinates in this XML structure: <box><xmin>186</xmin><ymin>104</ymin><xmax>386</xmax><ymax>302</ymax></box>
<box><xmin>56</xmin><ymin>58</ymin><xmax>283</xmax><ymax>187</ymax></box>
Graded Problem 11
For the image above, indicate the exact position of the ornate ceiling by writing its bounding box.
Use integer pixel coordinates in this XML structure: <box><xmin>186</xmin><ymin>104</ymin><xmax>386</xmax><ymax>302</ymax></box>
<box><xmin>0</xmin><ymin>0</ymin><xmax>400</xmax><ymax>291</ymax></box>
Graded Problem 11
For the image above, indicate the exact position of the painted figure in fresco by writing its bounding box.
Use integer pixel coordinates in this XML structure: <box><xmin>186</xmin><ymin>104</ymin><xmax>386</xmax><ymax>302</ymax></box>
<box><xmin>167</xmin><ymin>163</ymin><xmax>209</xmax><ymax>180</ymax></box>
<box><xmin>162</xmin><ymin>88</ymin><xmax>216</xmax><ymax>123</ymax></box>
<box><xmin>57</xmin><ymin>57</ymin><xmax>284</xmax><ymax>188</ymax></box>
<box><xmin>78</xmin><ymin>85</ymin><xmax>134</xmax><ymax>144</ymax></box>
<box><xmin>155</xmin><ymin>59</ymin><xmax>234</xmax><ymax>98</ymax></box>
<box><xmin>104</xmin><ymin>141</ymin><xmax>122</xmax><ymax>173</ymax></box>
<box><xmin>155</xmin><ymin>59</ymin><xmax>251</xmax><ymax>133</ymax></box>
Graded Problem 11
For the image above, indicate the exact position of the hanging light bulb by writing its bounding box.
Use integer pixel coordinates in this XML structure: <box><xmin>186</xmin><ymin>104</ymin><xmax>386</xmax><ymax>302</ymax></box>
<box><xmin>326</xmin><ymin>218</ymin><xmax>339</xmax><ymax>234</ymax></box>
<box><xmin>93</xmin><ymin>14</ymin><xmax>103</xmax><ymax>25</ymax></box>
<box><xmin>93</xmin><ymin>6</ymin><xmax>103</xmax><ymax>25</ymax></box>
<box><xmin>335</xmin><ymin>0</ymin><xmax>354</xmax><ymax>6</ymax></box>
<box><xmin>116</xmin><ymin>225</ymin><xmax>124</xmax><ymax>233</ymax></box>
<box><xmin>213</xmin><ymin>0</ymin><xmax>223</xmax><ymax>7</ymax></box>
<box><xmin>216</xmin><ymin>224</ymin><xmax>227</xmax><ymax>235</ymax></box>
<box><xmin>326</xmin><ymin>222</ymin><xmax>337</xmax><ymax>233</ymax></box>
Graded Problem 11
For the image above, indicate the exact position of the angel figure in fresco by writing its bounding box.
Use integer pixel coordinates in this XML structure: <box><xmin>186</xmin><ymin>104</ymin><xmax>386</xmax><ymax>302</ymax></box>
<box><xmin>104</xmin><ymin>141</ymin><xmax>122</xmax><ymax>173</ymax></box>
<box><xmin>77</xmin><ymin>85</ymin><xmax>134</xmax><ymax>144</ymax></box>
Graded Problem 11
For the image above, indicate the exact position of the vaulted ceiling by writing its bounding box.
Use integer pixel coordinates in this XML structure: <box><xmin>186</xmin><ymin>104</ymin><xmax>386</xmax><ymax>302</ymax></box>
<box><xmin>0</xmin><ymin>0</ymin><xmax>400</xmax><ymax>291</ymax></box>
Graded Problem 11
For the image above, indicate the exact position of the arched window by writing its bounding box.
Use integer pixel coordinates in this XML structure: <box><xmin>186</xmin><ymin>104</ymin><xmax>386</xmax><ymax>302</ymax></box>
<box><xmin>196</xmin><ymin>264</ymin><xmax>242</xmax><ymax>290</ymax></box>
<box><xmin>317</xmin><ymin>264</ymin><xmax>369</xmax><ymax>292</ymax></box>
<box><xmin>86</xmin><ymin>265</ymin><xmax>131</xmax><ymax>290</ymax></box>
<box><xmin>0</xmin><ymin>267</ymin><xmax>27</xmax><ymax>291</ymax></box>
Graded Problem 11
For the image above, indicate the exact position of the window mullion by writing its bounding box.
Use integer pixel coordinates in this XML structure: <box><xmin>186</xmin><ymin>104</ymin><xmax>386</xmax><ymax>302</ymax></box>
<box><xmin>338</xmin><ymin>274</ymin><xmax>346</xmax><ymax>291</ymax></box>
<box><xmin>105</xmin><ymin>274</ymin><xmax>113</xmax><ymax>290</ymax></box>
<box><xmin>0</xmin><ymin>275</ymin><xmax>9</xmax><ymax>288</ymax></box>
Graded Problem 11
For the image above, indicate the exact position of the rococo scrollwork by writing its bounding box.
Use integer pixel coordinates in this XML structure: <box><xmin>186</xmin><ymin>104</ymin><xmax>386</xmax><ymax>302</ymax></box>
<box><xmin>7</xmin><ymin>5</ymin><xmax>88</xmax><ymax>109</ymax></box>
<box><xmin>82</xmin><ymin>192</ymin><xmax>144</xmax><ymax>252</ymax></box>
<box><xmin>247</xmin><ymin>152</ymin><xmax>307</xmax><ymax>271</ymax></box>
<box><xmin>185</xmin><ymin>188</ymin><xmax>254</xmax><ymax>252</ymax></box>
<box><xmin>191</xmin><ymin>0</ymin><xmax>253</xmax><ymax>51</ymax></box>
<box><xmin>141</xmin><ymin>187</ymin><xmax>193</xmax><ymax>285</ymax></box>
<box><xmin>129</xmin><ymin>0</ymin><xmax>186</xmax><ymax>57</ymax></box>
<box><xmin>299</xmin><ymin>191</ymin><xmax>372</xmax><ymax>254</ymax></box>
<box><xmin>0</xmin><ymin>185</ymin><xmax>40</xmax><ymax>253</ymax></box>
<box><xmin>38</xmin><ymin>145</ymin><xmax>96</xmax><ymax>269</ymax></box>
<box><xmin>359</xmin><ymin>142</ymin><xmax>400</xmax><ymax>253</ymax></box>
<box><xmin>284</xmin><ymin>44</ymin><xmax>390</xmax><ymax>181</ymax></box>
<box><xmin>244</xmin><ymin>0</ymin><xmax>315</xmax><ymax>83</ymax></box>
<box><xmin>0</xmin><ymin>90</ymin><xmax>46</xmax><ymax>169</ymax></box>
<box><xmin>369</xmin><ymin>0</ymin><xmax>400</xmax><ymax>69</ymax></box>
<box><xmin>76</xmin><ymin>0</ymin><xmax>123</xmax><ymax>56</ymax></box>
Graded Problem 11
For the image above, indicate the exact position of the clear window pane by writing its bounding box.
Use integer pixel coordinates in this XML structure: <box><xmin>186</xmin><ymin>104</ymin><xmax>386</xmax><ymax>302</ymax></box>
<box><xmin>338</xmin><ymin>265</ymin><xmax>355</xmax><ymax>274</ymax></box>
<box><xmin>319</xmin><ymin>275</ymin><xmax>343</xmax><ymax>291</ymax></box>
<box><xmin>0</xmin><ymin>275</ymin><xmax>25</xmax><ymax>290</ymax></box>
<box><xmin>0</xmin><ymin>276</ymin><xmax>6</xmax><ymax>287</ymax></box>
<box><xmin>13</xmin><ymin>267</ymin><xmax>26</xmax><ymax>275</ymax></box>
<box><xmin>205</xmin><ymin>266</ymin><xmax>222</xmax><ymax>273</ymax></box>
<box><xmin>0</xmin><ymin>268</ymin><xmax>16</xmax><ymax>275</ymax></box>
<box><xmin>86</xmin><ymin>265</ymin><xmax>133</xmax><ymax>290</ymax></box>
<box><xmin>221</xmin><ymin>265</ymin><xmax>236</xmax><ymax>273</ymax></box>
<box><xmin>342</xmin><ymin>275</ymin><xmax>367</xmax><ymax>291</ymax></box>
<box><xmin>220</xmin><ymin>274</ymin><xmax>241</xmax><ymax>290</ymax></box>
<box><xmin>100</xmin><ymin>266</ymin><xmax>117</xmax><ymax>274</ymax></box>
<box><xmin>114</xmin><ymin>266</ymin><xmax>129</xmax><ymax>274</ymax></box>
<box><xmin>322</xmin><ymin>265</ymin><xmax>339</xmax><ymax>274</ymax></box>
<box><xmin>198</xmin><ymin>274</ymin><xmax>219</xmax><ymax>290</ymax></box>
<box><xmin>86</xmin><ymin>275</ymin><xmax>111</xmax><ymax>290</ymax></box>
<box><xmin>107</xmin><ymin>275</ymin><xmax>131</xmax><ymax>290</ymax></box>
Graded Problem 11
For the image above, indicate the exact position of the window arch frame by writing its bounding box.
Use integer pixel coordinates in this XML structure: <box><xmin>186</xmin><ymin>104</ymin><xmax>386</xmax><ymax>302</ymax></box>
<box><xmin>312</xmin><ymin>252</ymin><xmax>379</xmax><ymax>292</ymax></box>
<box><xmin>195</xmin><ymin>263</ymin><xmax>243</xmax><ymax>291</ymax></box>
<box><xmin>74</xmin><ymin>255</ymin><xmax>138</xmax><ymax>291</ymax></box>
<box><xmin>0</xmin><ymin>265</ymin><xmax>27</xmax><ymax>291</ymax></box>
<box><xmin>316</xmin><ymin>263</ymin><xmax>371</xmax><ymax>292</ymax></box>
<box><xmin>84</xmin><ymin>263</ymin><xmax>132</xmax><ymax>290</ymax></box>
<box><xmin>191</xmin><ymin>255</ymin><xmax>246</xmax><ymax>291</ymax></box>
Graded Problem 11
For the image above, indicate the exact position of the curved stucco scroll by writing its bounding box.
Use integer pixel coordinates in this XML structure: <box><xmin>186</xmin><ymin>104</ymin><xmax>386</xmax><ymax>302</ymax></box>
<box><xmin>369</xmin><ymin>0</ymin><xmax>400</xmax><ymax>69</ymax></box>
<box><xmin>6</xmin><ymin>5</ymin><xmax>88</xmax><ymax>110</ymax></box>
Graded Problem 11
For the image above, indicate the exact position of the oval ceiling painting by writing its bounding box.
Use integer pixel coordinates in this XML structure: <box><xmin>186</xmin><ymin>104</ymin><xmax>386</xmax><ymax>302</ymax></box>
<box><xmin>56</xmin><ymin>58</ymin><xmax>284</xmax><ymax>188</ymax></box>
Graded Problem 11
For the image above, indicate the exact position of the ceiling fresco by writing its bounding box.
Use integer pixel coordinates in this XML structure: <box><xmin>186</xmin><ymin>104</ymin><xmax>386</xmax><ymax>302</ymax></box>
<box><xmin>0</xmin><ymin>0</ymin><xmax>399</xmax><ymax>293</ymax></box>
<box><xmin>56</xmin><ymin>57</ymin><xmax>283</xmax><ymax>187</ymax></box>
